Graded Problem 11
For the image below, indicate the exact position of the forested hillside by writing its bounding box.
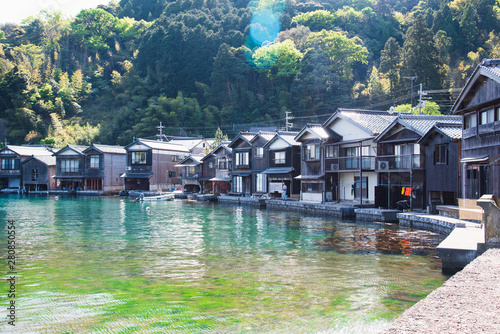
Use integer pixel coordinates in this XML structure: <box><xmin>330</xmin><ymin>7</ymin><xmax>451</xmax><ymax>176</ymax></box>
<box><xmin>1</xmin><ymin>0</ymin><xmax>499</xmax><ymax>146</ymax></box>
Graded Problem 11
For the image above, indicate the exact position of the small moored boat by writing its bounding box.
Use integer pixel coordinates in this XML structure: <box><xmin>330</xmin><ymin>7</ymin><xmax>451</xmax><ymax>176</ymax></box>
<box><xmin>139</xmin><ymin>193</ymin><xmax>174</xmax><ymax>201</ymax></box>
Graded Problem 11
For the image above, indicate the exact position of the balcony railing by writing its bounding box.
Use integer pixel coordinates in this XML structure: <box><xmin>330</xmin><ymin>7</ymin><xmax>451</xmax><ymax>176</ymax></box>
<box><xmin>375</xmin><ymin>154</ymin><xmax>421</xmax><ymax>171</ymax></box>
<box><xmin>325</xmin><ymin>156</ymin><xmax>376</xmax><ymax>171</ymax></box>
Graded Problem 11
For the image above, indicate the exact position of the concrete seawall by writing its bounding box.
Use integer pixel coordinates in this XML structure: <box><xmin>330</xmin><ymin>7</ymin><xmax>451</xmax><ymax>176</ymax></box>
<box><xmin>384</xmin><ymin>248</ymin><xmax>500</xmax><ymax>333</ymax></box>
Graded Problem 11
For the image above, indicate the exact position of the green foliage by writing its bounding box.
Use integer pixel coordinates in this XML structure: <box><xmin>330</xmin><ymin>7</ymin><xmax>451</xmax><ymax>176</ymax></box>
<box><xmin>305</xmin><ymin>30</ymin><xmax>368</xmax><ymax>80</ymax></box>
<box><xmin>1</xmin><ymin>0</ymin><xmax>500</xmax><ymax>145</ymax></box>
<box><xmin>394</xmin><ymin>102</ymin><xmax>441</xmax><ymax>115</ymax></box>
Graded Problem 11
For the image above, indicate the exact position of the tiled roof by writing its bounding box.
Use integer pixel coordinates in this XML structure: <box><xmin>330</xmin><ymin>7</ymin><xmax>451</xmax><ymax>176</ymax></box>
<box><xmin>336</xmin><ymin>109</ymin><xmax>399</xmax><ymax>136</ymax></box>
<box><xmin>228</xmin><ymin>132</ymin><xmax>257</xmax><ymax>148</ymax></box>
<box><xmin>452</xmin><ymin>59</ymin><xmax>500</xmax><ymax>114</ymax></box>
<box><xmin>53</xmin><ymin>144</ymin><xmax>88</xmax><ymax>155</ymax></box>
<box><xmin>307</xmin><ymin>125</ymin><xmax>333</xmax><ymax>139</ymax></box>
<box><xmin>1</xmin><ymin>145</ymin><xmax>54</xmax><ymax>157</ymax></box>
<box><xmin>397</xmin><ymin>114</ymin><xmax>462</xmax><ymax>136</ymax></box>
<box><xmin>480</xmin><ymin>59</ymin><xmax>500</xmax><ymax>78</ymax></box>
<box><xmin>437</xmin><ymin>125</ymin><xmax>462</xmax><ymax>140</ymax></box>
<box><xmin>133</xmin><ymin>139</ymin><xmax>190</xmax><ymax>152</ymax></box>
<box><xmin>87</xmin><ymin>144</ymin><xmax>126</xmax><ymax>154</ymax></box>
<box><xmin>23</xmin><ymin>155</ymin><xmax>57</xmax><ymax>166</ymax></box>
<box><xmin>277</xmin><ymin>133</ymin><xmax>300</xmax><ymax>146</ymax></box>
<box><xmin>169</xmin><ymin>138</ymin><xmax>204</xmax><ymax>150</ymax></box>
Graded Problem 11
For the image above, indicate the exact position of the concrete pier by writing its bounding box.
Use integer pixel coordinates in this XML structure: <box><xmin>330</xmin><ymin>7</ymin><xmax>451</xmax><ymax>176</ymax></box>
<box><xmin>384</xmin><ymin>248</ymin><xmax>500</xmax><ymax>333</ymax></box>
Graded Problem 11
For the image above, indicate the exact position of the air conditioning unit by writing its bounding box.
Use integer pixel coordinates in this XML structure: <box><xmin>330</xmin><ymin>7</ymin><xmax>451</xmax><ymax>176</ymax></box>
<box><xmin>330</xmin><ymin>164</ymin><xmax>339</xmax><ymax>171</ymax></box>
<box><xmin>377</xmin><ymin>161</ymin><xmax>390</xmax><ymax>171</ymax></box>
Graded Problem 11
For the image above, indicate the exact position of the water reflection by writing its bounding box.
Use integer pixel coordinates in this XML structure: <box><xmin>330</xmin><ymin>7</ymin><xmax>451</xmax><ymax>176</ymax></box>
<box><xmin>0</xmin><ymin>196</ymin><xmax>447</xmax><ymax>333</ymax></box>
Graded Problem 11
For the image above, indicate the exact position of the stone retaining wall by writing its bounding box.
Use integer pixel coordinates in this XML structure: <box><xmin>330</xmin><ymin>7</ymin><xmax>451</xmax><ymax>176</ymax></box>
<box><xmin>355</xmin><ymin>209</ymin><xmax>400</xmax><ymax>222</ymax></box>
<box><xmin>398</xmin><ymin>213</ymin><xmax>456</xmax><ymax>235</ymax></box>
<box><xmin>266</xmin><ymin>200</ymin><xmax>356</xmax><ymax>218</ymax></box>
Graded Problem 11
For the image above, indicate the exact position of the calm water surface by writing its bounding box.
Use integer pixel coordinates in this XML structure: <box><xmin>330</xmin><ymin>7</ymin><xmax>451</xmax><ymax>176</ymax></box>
<box><xmin>0</xmin><ymin>196</ymin><xmax>447</xmax><ymax>333</ymax></box>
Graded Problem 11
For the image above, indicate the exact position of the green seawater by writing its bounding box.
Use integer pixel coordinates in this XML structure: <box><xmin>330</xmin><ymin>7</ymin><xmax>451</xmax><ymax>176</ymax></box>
<box><xmin>0</xmin><ymin>196</ymin><xmax>447</xmax><ymax>333</ymax></box>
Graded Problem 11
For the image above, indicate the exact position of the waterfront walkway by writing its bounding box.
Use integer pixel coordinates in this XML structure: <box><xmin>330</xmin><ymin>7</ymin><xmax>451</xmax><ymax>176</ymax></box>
<box><xmin>384</xmin><ymin>248</ymin><xmax>500</xmax><ymax>333</ymax></box>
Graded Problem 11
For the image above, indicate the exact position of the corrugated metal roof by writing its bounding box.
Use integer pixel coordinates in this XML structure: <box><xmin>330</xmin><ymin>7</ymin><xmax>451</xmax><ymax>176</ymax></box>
<box><xmin>1</xmin><ymin>145</ymin><xmax>53</xmax><ymax>157</ymax></box>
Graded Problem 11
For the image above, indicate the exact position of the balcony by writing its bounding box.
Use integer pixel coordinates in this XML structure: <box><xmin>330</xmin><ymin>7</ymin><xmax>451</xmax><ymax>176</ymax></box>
<box><xmin>375</xmin><ymin>154</ymin><xmax>421</xmax><ymax>171</ymax></box>
<box><xmin>325</xmin><ymin>156</ymin><xmax>376</xmax><ymax>172</ymax></box>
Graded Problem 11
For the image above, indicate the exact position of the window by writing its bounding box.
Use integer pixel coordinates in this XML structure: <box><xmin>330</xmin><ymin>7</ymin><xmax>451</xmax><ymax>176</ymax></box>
<box><xmin>60</xmin><ymin>159</ymin><xmax>79</xmax><ymax>173</ymax></box>
<box><xmin>255</xmin><ymin>147</ymin><xmax>264</xmax><ymax>158</ymax></box>
<box><xmin>132</xmin><ymin>152</ymin><xmax>147</xmax><ymax>164</ymax></box>
<box><xmin>274</xmin><ymin>151</ymin><xmax>286</xmax><ymax>164</ymax></box>
<box><xmin>395</xmin><ymin>144</ymin><xmax>420</xmax><ymax>168</ymax></box>
<box><xmin>326</xmin><ymin>145</ymin><xmax>338</xmax><ymax>158</ymax></box>
<box><xmin>1</xmin><ymin>159</ymin><xmax>17</xmax><ymax>170</ymax></box>
<box><xmin>480</xmin><ymin>108</ymin><xmax>495</xmax><ymax>125</ymax></box>
<box><xmin>235</xmin><ymin>152</ymin><xmax>249</xmax><ymax>166</ymax></box>
<box><xmin>344</xmin><ymin>146</ymin><xmax>370</xmax><ymax>169</ymax></box>
<box><xmin>168</xmin><ymin>171</ymin><xmax>176</xmax><ymax>178</ymax></box>
<box><xmin>89</xmin><ymin>155</ymin><xmax>100</xmax><ymax>169</ymax></box>
<box><xmin>255</xmin><ymin>173</ymin><xmax>267</xmax><ymax>192</ymax></box>
<box><xmin>302</xmin><ymin>182</ymin><xmax>320</xmax><ymax>192</ymax></box>
<box><xmin>465</xmin><ymin>113</ymin><xmax>477</xmax><ymax>129</ymax></box>
<box><xmin>434</xmin><ymin>144</ymin><xmax>448</xmax><ymax>164</ymax></box>
<box><xmin>32</xmin><ymin>169</ymin><xmax>39</xmax><ymax>182</ymax></box>
<box><xmin>171</xmin><ymin>155</ymin><xmax>180</xmax><ymax>162</ymax></box>
<box><xmin>218</xmin><ymin>158</ymin><xmax>228</xmax><ymax>169</ymax></box>
<box><xmin>208</xmin><ymin>161</ymin><xmax>215</xmax><ymax>168</ymax></box>
<box><xmin>304</xmin><ymin>144</ymin><xmax>320</xmax><ymax>160</ymax></box>
<box><xmin>233</xmin><ymin>176</ymin><xmax>243</xmax><ymax>193</ymax></box>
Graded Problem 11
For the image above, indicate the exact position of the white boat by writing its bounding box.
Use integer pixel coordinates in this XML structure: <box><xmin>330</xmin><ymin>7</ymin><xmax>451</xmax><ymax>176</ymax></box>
<box><xmin>139</xmin><ymin>193</ymin><xmax>174</xmax><ymax>202</ymax></box>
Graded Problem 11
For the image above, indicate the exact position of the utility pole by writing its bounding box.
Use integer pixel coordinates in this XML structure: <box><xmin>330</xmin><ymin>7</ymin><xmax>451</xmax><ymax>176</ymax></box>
<box><xmin>156</xmin><ymin>122</ymin><xmax>165</xmax><ymax>141</ymax></box>
<box><xmin>403</xmin><ymin>75</ymin><xmax>418</xmax><ymax>108</ymax></box>
<box><xmin>285</xmin><ymin>111</ymin><xmax>294</xmax><ymax>131</ymax></box>
<box><xmin>417</xmin><ymin>83</ymin><xmax>430</xmax><ymax>115</ymax></box>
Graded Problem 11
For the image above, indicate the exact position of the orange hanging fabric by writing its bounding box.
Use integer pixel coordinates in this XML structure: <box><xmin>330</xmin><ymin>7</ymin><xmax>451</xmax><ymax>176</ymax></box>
<box><xmin>405</xmin><ymin>187</ymin><xmax>411</xmax><ymax>196</ymax></box>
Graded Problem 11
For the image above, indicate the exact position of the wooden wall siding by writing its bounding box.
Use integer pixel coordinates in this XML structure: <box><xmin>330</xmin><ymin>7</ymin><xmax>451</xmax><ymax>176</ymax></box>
<box><xmin>102</xmin><ymin>153</ymin><xmax>127</xmax><ymax>192</ymax></box>
<box><xmin>22</xmin><ymin>160</ymin><xmax>50</xmax><ymax>185</ymax></box>
<box><xmin>424</xmin><ymin>138</ymin><xmax>460</xmax><ymax>194</ymax></box>
<box><xmin>56</xmin><ymin>155</ymin><xmax>84</xmax><ymax>176</ymax></box>
<box><xmin>202</xmin><ymin>155</ymin><xmax>216</xmax><ymax>179</ymax></box>
<box><xmin>150</xmin><ymin>150</ymin><xmax>186</xmax><ymax>191</ymax></box>
<box><xmin>463</xmin><ymin>78</ymin><xmax>500</xmax><ymax>110</ymax></box>
<box><xmin>253</xmin><ymin>148</ymin><xmax>266</xmax><ymax>171</ymax></box>
<box><xmin>462</xmin><ymin>130</ymin><xmax>500</xmax><ymax>155</ymax></box>
<box><xmin>85</xmin><ymin>153</ymin><xmax>104</xmax><ymax>178</ymax></box>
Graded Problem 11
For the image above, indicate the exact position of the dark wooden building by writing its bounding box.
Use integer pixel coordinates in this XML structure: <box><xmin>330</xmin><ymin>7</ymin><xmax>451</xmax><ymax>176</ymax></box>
<box><xmin>374</xmin><ymin>114</ymin><xmax>462</xmax><ymax>209</ymax></box>
<box><xmin>122</xmin><ymin>139</ymin><xmax>190</xmax><ymax>192</ymax></box>
<box><xmin>419</xmin><ymin>123</ymin><xmax>462</xmax><ymax>208</ymax></box>
<box><xmin>82</xmin><ymin>144</ymin><xmax>127</xmax><ymax>194</ymax></box>
<box><xmin>53</xmin><ymin>145</ymin><xmax>88</xmax><ymax>191</ymax></box>
<box><xmin>21</xmin><ymin>155</ymin><xmax>56</xmax><ymax>192</ymax></box>
<box><xmin>228</xmin><ymin>132</ymin><xmax>257</xmax><ymax>195</ymax></box>
<box><xmin>176</xmin><ymin>154</ymin><xmax>204</xmax><ymax>193</ymax></box>
<box><xmin>452</xmin><ymin>59</ymin><xmax>500</xmax><ymax>199</ymax></box>
<box><xmin>260</xmin><ymin>132</ymin><xmax>300</xmax><ymax>198</ymax></box>
<box><xmin>0</xmin><ymin>145</ymin><xmax>54</xmax><ymax>191</ymax></box>
<box><xmin>201</xmin><ymin>143</ymin><xmax>232</xmax><ymax>195</ymax></box>
<box><xmin>295</xmin><ymin>125</ymin><xmax>340</xmax><ymax>202</ymax></box>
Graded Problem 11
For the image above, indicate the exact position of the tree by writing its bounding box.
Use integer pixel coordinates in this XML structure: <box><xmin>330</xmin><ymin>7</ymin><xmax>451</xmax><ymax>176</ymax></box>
<box><xmin>401</xmin><ymin>17</ymin><xmax>445</xmax><ymax>90</ymax></box>
<box><xmin>305</xmin><ymin>30</ymin><xmax>368</xmax><ymax>81</ymax></box>
<box><xmin>379</xmin><ymin>37</ymin><xmax>401</xmax><ymax>92</ymax></box>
